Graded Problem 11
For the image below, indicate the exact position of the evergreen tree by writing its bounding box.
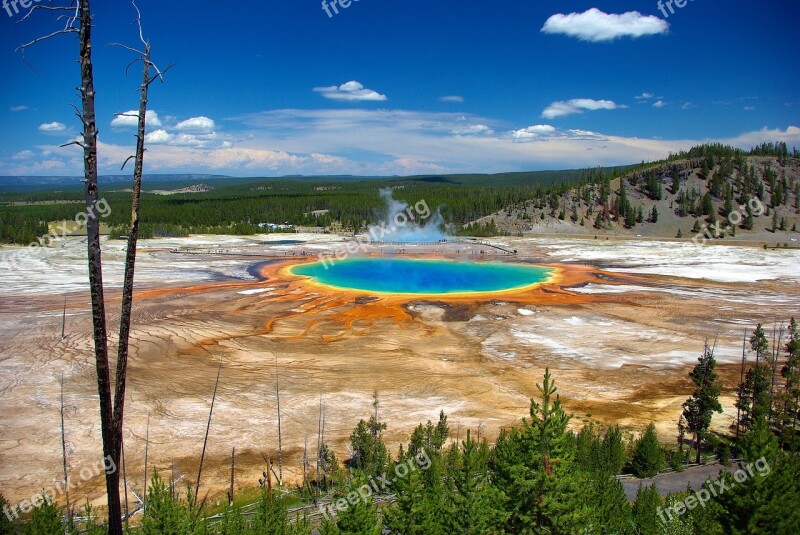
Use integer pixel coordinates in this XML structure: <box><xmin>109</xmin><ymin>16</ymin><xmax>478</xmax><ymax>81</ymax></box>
<box><xmin>444</xmin><ymin>430</ymin><xmax>506</xmax><ymax>534</ymax></box>
<box><xmin>25</xmin><ymin>495</ymin><xmax>63</xmax><ymax>535</ymax></box>
<box><xmin>325</xmin><ymin>477</ymin><xmax>382</xmax><ymax>535</ymax></box>
<box><xmin>650</xmin><ymin>205</ymin><xmax>659</xmax><ymax>223</ymax></box>
<box><xmin>779</xmin><ymin>318</ymin><xmax>800</xmax><ymax>449</ymax></box>
<box><xmin>492</xmin><ymin>369</ymin><xmax>586</xmax><ymax>533</ymax></box>
<box><xmin>671</xmin><ymin>168</ymin><xmax>681</xmax><ymax>194</ymax></box>
<box><xmin>348</xmin><ymin>396</ymin><xmax>389</xmax><ymax>477</ymax></box>
<box><xmin>631</xmin><ymin>423</ymin><xmax>664</xmax><ymax>478</ymax></box>
<box><xmin>625</xmin><ymin>207</ymin><xmax>637</xmax><ymax>229</ymax></box>
<box><xmin>141</xmin><ymin>471</ymin><xmax>199</xmax><ymax>535</ymax></box>
<box><xmin>682</xmin><ymin>342</ymin><xmax>724</xmax><ymax>463</ymax></box>
<box><xmin>632</xmin><ymin>483</ymin><xmax>662</xmax><ymax>535</ymax></box>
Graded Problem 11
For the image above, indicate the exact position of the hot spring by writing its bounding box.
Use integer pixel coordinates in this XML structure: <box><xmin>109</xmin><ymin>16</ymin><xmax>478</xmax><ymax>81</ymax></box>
<box><xmin>289</xmin><ymin>258</ymin><xmax>555</xmax><ymax>295</ymax></box>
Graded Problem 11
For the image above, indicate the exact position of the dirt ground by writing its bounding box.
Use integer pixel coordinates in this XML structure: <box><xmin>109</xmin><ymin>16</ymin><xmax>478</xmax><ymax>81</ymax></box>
<box><xmin>0</xmin><ymin>234</ymin><xmax>798</xmax><ymax>512</ymax></box>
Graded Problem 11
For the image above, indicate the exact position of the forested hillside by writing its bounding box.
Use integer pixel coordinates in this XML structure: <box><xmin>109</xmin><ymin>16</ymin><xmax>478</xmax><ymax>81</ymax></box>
<box><xmin>477</xmin><ymin>143</ymin><xmax>800</xmax><ymax>242</ymax></box>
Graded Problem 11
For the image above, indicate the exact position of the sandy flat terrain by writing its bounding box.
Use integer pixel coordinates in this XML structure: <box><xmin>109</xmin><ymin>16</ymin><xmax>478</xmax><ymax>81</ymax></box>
<box><xmin>0</xmin><ymin>234</ymin><xmax>798</xmax><ymax>509</ymax></box>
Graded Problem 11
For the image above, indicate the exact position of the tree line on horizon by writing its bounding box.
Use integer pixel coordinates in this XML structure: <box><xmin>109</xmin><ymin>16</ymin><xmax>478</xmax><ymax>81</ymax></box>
<box><xmin>2</xmin><ymin>143</ymin><xmax>797</xmax><ymax>244</ymax></box>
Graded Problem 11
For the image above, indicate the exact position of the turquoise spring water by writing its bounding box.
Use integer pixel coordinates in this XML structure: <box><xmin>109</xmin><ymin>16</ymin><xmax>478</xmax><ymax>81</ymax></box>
<box><xmin>290</xmin><ymin>258</ymin><xmax>554</xmax><ymax>295</ymax></box>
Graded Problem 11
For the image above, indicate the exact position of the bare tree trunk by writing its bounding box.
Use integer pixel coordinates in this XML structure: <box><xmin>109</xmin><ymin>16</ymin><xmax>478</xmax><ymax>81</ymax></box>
<box><xmin>302</xmin><ymin>435</ymin><xmax>308</xmax><ymax>493</ymax></box>
<box><xmin>228</xmin><ymin>447</ymin><xmax>235</xmax><ymax>506</ymax></box>
<box><xmin>143</xmin><ymin>414</ymin><xmax>149</xmax><ymax>511</ymax></box>
<box><xmin>170</xmin><ymin>460</ymin><xmax>175</xmax><ymax>501</ymax></box>
<box><xmin>77</xmin><ymin>1</ymin><xmax>122</xmax><ymax>530</ymax></box>
<box><xmin>61</xmin><ymin>297</ymin><xmax>67</xmax><ymax>340</ymax></box>
<box><xmin>315</xmin><ymin>396</ymin><xmax>322</xmax><ymax>504</ymax></box>
<box><xmin>60</xmin><ymin>374</ymin><xmax>70</xmax><ymax>526</ymax></box>
<box><xmin>275</xmin><ymin>355</ymin><xmax>283</xmax><ymax>485</ymax></box>
<box><xmin>111</xmin><ymin>41</ymin><xmax>152</xmax><ymax>505</ymax></box>
<box><xmin>121</xmin><ymin>439</ymin><xmax>129</xmax><ymax>525</ymax></box>
<box><xmin>194</xmin><ymin>363</ymin><xmax>222</xmax><ymax>505</ymax></box>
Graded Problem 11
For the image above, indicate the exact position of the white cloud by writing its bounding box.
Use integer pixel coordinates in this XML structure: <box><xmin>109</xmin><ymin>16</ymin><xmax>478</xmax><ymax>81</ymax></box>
<box><xmin>452</xmin><ymin>124</ymin><xmax>493</xmax><ymax>135</ymax></box>
<box><xmin>9</xmin><ymin>107</ymin><xmax>800</xmax><ymax>178</ymax></box>
<box><xmin>511</xmin><ymin>125</ymin><xmax>557</xmax><ymax>140</ymax></box>
<box><xmin>10</xmin><ymin>105</ymin><xmax>29</xmax><ymax>112</ymax></box>
<box><xmin>653</xmin><ymin>100</ymin><xmax>667</xmax><ymax>108</ymax></box>
<box><xmin>635</xmin><ymin>93</ymin><xmax>654</xmax><ymax>100</ymax></box>
<box><xmin>174</xmin><ymin>116</ymin><xmax>216</xmax><ymax>133</ymax></box>
<box><xmin>38</xmin><ymin>122</ymin><xmax>67</xmax><ymax>133</ymax></box>
<box><xmin>144</xmin><ymin>129</ymin><xmax>173</xmax><ymax>144</ymax></box>
<box><xmin>682</xmin><ymin>102</ymin><xmax>693</xmax><ymax>110</ymax></box>
<box><xmin>313</xmin><ymin>81</ymin><xmax>388</xmax><ymax>102</ymax></box>
<box><xmin>542</xmin><ymin>98</ymin><xmax>625</xmax><ymax>119</ymax></box>
<box><xmin>110</xmin><ymin>110</ymin><xmax>162</xmax><ymax>128</ymax></box>
<box><xmin>541</xmin><ymin>8</ymin><xmax>669</xmax><ymax>42</ymax></box>
<box><xmin>440</xmin><ymin>96</ymin><xmax>465</xmax><ymax>103</ymax></box>
<box><xmin>12</xmin><ymin>150</ymin><xmax>35</xmax><ymax>160</ymax></box>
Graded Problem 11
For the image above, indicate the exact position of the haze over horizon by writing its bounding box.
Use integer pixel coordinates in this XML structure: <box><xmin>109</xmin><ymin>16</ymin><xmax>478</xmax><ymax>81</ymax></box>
<box><xmin>1</xmin><ymin>1</ymin><xmax>798</xmax><ymax>177</ymax></box>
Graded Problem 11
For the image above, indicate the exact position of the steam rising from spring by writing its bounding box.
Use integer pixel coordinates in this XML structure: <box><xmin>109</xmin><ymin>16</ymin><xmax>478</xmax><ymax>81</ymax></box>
<box><xmin>377</xmin><ymin>188</ymin><xmax>448</xmax><ymax>243</ymax></box>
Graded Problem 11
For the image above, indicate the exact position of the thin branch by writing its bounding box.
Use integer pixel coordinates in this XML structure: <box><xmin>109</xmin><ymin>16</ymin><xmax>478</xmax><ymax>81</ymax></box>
<box><xmin>194</xmin><ymin>362</ymin><xmax>223</xmax><ymax>507</ymax></box>
<box><xmin>16</xmin><ymin>28</ymin><xmax>79</xmax><ymax>54</ymax></box>
<box><xmin>108</xmin><ymin>43</ymin><xmax>145</xmax><ymax>56</ymax></box>
<box><xmin>60</xmin><ymin>141</ymin><xmax>86</xmax><ymax>149</ymax></box>
<box><xmin>131</xmin><ymin>0</ymin><xmax>145</xmax><ymax>47</ymax></box>
<box><xmin>17</xmin><ymin>4</ymin><xmax>77</xmax><ymax>25</ymax></box>
<box><xmin>121</xmin><ymin>155</ymin><xmax>136</xmax><ymax>171</ymax></box>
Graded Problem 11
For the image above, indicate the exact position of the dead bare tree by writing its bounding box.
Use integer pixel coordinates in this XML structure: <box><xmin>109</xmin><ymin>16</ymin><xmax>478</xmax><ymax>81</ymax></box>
<box><xmin>143</xmin><ymin>413</ymin><xmax>149</xmax><ymax>512</ymax></box>
<box><xmin>228</xmin><ymin>447</ymin><xmax>235</xmax><ymax>506</ymax></box>
<box><xmin>15</xmin><ymin>2</ymin><xmax>170</xmax><ymax>531</ymax></box>
<box><xmin>59</xmin><ymin>373</ymin><xmax>70</xmax><ymax>526</ymax></box>
<box><xmin>275</xmin><ymin>354</ymin><xmax>283</xmax><ymax>485</ymax></box>
<box><xmin>194</xmin><ymin>362</ymin><xmax>223</xmax><ymax>506</ymax></box>
<box><xmin>61</xmin><ymin>297</ymin><xmax>67</xmax><ymax>340</ymax></box>
<box><xmin>315</xmin><ymin>396</ymin><xmax>322</xmax><ymax>504</ymax></box>
<box><xmin>121</xmin><ymin>439</ymin><xmax>129</xmax><ymax>525</ymax></box>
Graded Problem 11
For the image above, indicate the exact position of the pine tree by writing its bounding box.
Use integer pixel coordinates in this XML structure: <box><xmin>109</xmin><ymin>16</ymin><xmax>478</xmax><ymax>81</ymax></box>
<box><xmin>141</xmin><ymin>470</ymin><xmax>198</xmax><ymax>535</ymax></box>
<box><xmin>631</xmin><ymin>423</ymin><xmax>664</xmax><ymax>477</ymax></box>
<box><xmin>779</xmin><ymin>318</ymin><xmax>800</xmax><ymax>449</ymax></box>
<box><xmin>682</xmin><ymin>342</ymin><xmax>724</xmax><ymax>464</ymax></box>
<box><xmin>650</xmin><ymin>205</ymin><xmax>659</xmax><ymax>223</ymax></box>
<box><xmin>492</xmin><ymin>369</ymin><xmax>585</xmax><ymax>533</ymax></box>
<box><xmin>445</xmin><ymin>430</ymin><xmax>506</xmax><ymax>534</ymax></box>
<box><xmin>736</xmin><ymin>326</ymin><xmax>774</xmax><ymax>434</ymax></box>
<box><xmin>671</xmin><ymin>168</ymin><xmax>681</xmax><ymax>194</ymax></box>
<box><xmin>594</xmin><ymin>211</ymin><xmax>604</xmax><ymax>229</ymax></box>
<box><xmin>330</xmin><ymin>478</ymin><xmax>383</xmax><ymax>535</ymax></box>
<box><xmin>632</xmin><ymin>483</ymin><xmax>662</xmax><ymax>535</ymax></box>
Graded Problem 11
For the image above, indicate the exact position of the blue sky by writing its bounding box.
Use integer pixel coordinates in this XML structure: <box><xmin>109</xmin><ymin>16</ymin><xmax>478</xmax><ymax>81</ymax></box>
<box><xmin>0</xmin><ymin>0</ymin><xmax>798</xmax><ymax>177</ymax></box>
